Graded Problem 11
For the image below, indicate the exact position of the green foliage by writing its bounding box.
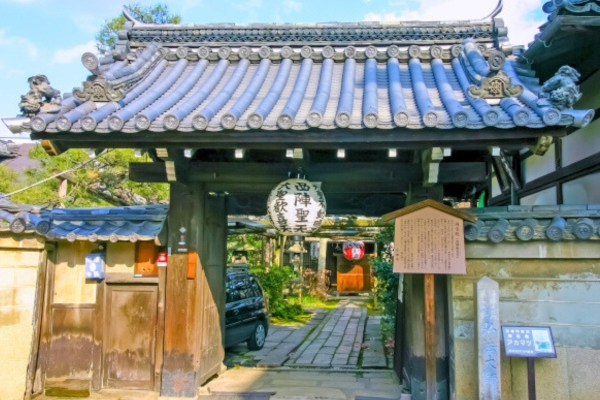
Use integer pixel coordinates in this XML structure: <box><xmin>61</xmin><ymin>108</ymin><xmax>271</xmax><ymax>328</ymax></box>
<box><xmin>0</xmin><ymin>165</ymin><xmax>19</xmax><ymax>194</ymax></box>
<box><xmin>288</xmin><ymin>294</ymin><xmax>339</xmax><ymax>309</ymax></box>
<box><xmin>4</xmin><ymin>146</ymin><xmax>169</xmax><ymax>208</ymax></box>
<box><xmin>96</xmin><ymin>3</ymin><xmax>181</xmax><ymax>54</ymax></box>
<box><xmin>227</xmin><ymin>234</ymin><xmax>263</xmax><ymax>267</ymax></box>
<box><xmin>371</xmin><ymin>226</ymin><xmax>399</xmax><ymax>321</ymax></box>
<box><xmin>250</xmin><ymin>264</ymin><xmax>304</xmax><ymax>320</ymax></box>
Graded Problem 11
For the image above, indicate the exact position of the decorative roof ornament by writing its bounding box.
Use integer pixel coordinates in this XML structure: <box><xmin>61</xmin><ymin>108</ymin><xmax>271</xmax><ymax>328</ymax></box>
<box><xmin>73</xmin><ymin>76</ymin><xmax>126</xmax><ymax>102</ymax></box>
<box><xmin>468</xmin><ymin>71</ymin><xmax>524</xmax><ymax>99</ymax></box>
<box><xmin>536</xmin><ymin>65</ymin><xmax>582</xmax><ymax>111</ymax></box>
<box><xmin>73</xmin><ymin>41</ymin><xmax>164</xmax><ymax>103</ymax></box>
<box><xmin>18</xmin><ymin>75</ymin><xmax>62</xmax><ymax>117</ymax></box>
<box><xmin>462</xmin><ymin>39</ymin><xmax>523</xmax><ymax>100</ymax></box>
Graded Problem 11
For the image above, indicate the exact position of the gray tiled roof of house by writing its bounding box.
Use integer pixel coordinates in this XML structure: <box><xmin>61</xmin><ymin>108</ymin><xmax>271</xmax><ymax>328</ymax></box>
<box><xmin>463</xmin><ymin>204</ymin><xmax>600</xmax><ymax>243</ymax></box>
<box><xmin>0</xmin><ymin>140</ymin><xmax>20</xmax><ymax>158</ymax></box>
<box><xmin>12</xmin><ymin>2</ymin><xmax>592</xmax><ymax>136</ymax></box>
<box><xmin>0</xmin><ymin>143</ymin><xmax>41</xmax><ymax>171</ymax></box>
<box><xmin>0</xmin><ymin>203</ymin><xmax>168</xmax><ymax>242</ymax></box>
<box><xmin>542</xmin><ymin>0</ymin><xmax>600</xmax><ymax>23</ymax></box>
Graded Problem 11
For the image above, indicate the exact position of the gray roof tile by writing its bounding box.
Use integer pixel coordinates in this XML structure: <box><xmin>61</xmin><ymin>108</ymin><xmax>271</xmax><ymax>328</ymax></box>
<box><xmin>28</xmin><ymin>39</ymin><xmax>593</xmax><ymax>134</ymax></box>
<box><xmin>0</xmin><ymin>204</ymin><xmax>168</xmax><ymax>242</ymax></box>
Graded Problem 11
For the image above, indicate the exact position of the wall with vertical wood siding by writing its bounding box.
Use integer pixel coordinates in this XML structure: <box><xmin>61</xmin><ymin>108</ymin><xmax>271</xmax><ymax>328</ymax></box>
<box><xmin>0</xmin><ymin>234</ymin><xmax>44</xmax><ymax>400</ymax></box>
<box><xmin>451</xmin><ymin>242</ymin><xmax>600</xmax><ymax>400</ymax></box>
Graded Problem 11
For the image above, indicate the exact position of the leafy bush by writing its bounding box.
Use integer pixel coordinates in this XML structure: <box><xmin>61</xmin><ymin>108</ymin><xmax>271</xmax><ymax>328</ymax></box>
<box><xmin>250</xmin><ymin>264</ymin><xmax>304</xmax><ymax>320</ymax></box>
<box><xmin>370</xmin><ymin>226</ymin><xmax>399</xmax><ymax>321</ymax></box>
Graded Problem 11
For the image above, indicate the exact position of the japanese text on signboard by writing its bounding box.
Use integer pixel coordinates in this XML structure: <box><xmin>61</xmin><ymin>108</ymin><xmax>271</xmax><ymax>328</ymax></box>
<box><xmin>393</xmin><ymin>207</ymin><xmax>466</xmax><ymax>274</ymax></box>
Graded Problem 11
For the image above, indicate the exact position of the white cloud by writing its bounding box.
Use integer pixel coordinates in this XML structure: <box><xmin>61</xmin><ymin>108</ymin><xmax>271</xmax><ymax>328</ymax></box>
<box><xmin>284</xmin><ymin>0</ymin><xmax>302</xmax><ymax>12</ymax></box>
<box><xmin>364</xmin><ymin>0</ymin><xmax>545</xmax><ymax>47</ymax></box>
<box><xmin>50</xmin><ymin>41</ymin><xmax>96</xmax><ymax>65</ymax></box>
<box><xmin>0</xmin><ymin>29</ymin><xmax>38</xmax><ymax>57</ymax></box>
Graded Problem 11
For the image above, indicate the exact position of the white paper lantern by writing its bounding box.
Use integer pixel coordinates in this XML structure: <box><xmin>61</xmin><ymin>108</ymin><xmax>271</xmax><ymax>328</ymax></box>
<box><xmin>267</xmin><ymin>178</ymin><xmax>326</xmax><ymax>236</ymax></box>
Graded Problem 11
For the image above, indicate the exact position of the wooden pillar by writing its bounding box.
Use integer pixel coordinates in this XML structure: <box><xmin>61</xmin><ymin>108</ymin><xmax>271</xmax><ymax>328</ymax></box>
<box><xmin>399</xmin><ymin>184</ymin><xmax>449</xmax><ymax>400</ymax></box>
<box><xmin>403</xmin><ymin>274</ymin><xmax>426</xmax><ymax>397</ymax></box>
<box><xmin>424</xmin><ymin>274</ymin><xmax>436</xmax><ymax>400</ymax></box>
<box><xmin>161</xmin><ymin>183</ymin><xmax>198</xmax><ymax>398</ymax></box>
<box><xmin>161</xmin><ymin>183</ymin><xmax>228</xmax><ymax>396</ymax></box>
<box><xmin>317</xmin><ymin>238</ymin><xmax>329</xmax><ymax>272</ymax></box>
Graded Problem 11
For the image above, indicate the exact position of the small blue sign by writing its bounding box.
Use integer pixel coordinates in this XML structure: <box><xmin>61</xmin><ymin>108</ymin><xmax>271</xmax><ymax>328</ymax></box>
<box><xmin>85</xmin><ymin>252</ymin><xmax>106</xmax><ymax>280</ymax></box>
<box><xmin>501</xmin><ymin>326</ymin><xmax>556</xmax><ymax>358</ymax></box>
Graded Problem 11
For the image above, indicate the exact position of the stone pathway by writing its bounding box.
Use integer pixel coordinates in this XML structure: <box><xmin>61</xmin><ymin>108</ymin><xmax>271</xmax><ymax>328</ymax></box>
<box><xmin>285</xmin><ymin>299</ymin><xmax>367</xmax><ymax>368</ymax></box>
<box><xmin>225</xmin><ymin>298</ymin><xmax>389</xmax><ymax>370</ymax></box>
<box><xmin>225</xmin><ymin>309</ymin><xmax>329</xmax><ymax>368</ymax></box>
<box><xmin>362</xmin><ymin>316</ymin><xmax>388</xmax><ymax>368</ymax></box>
<box><xmin>201</xmin><ymin>368</ymin><xmax>407</xmax><ymax>400</ymax></box>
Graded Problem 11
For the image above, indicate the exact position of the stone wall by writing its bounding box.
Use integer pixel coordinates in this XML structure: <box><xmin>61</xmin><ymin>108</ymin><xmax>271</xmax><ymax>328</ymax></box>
<box><xmin>0</xmin><ymin>234</ymin><xmax>44</xmax><ymax>400</ymax></box>
<box><xmin>451</xmin><ymin>242</ymin><xmax>600</xmax><ymax>400</ymax></box>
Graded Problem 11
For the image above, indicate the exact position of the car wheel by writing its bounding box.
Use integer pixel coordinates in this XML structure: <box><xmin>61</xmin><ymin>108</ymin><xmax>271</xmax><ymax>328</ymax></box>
<box><xmin>247</xmin><ymin>320</ymin><xmax>267</xmax><ymax>350</ymax></box>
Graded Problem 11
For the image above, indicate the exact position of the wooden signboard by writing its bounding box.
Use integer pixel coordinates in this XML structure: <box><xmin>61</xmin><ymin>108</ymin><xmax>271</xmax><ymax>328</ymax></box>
<box><xmin>382</xmin><ymin>199</ymin><xmax>475</xmax><ymax>276</ymax></box>
<box><xmin>393</xmin><ymin>207</ymin><xmax>466</xmax><ymax>275</ymax></box>
<box><xmin>382</xmin><ymin>199</ymin><xmax>475</xmax><ymax>400</ymax></box>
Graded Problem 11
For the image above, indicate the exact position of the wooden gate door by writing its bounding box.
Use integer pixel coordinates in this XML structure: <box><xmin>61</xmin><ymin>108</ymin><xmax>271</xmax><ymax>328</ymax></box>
<box><xmin>336</xmin><ymin>256</ymin><xmax>372</xmax><ymax>292</ymax></box>
<box><xmin>197</xmin><ymin>194</ymin><xmax>227</xmax><ymax>384</ymax></box>
<box><xmin>103</xmin><ymin>284</ymin><xmax>158</xmax><ymax>390</ymax></box>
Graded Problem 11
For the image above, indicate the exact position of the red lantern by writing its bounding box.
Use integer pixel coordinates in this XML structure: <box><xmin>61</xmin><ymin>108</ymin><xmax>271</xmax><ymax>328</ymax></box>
<box><xmin>343</xmin><ymin>241</ymin><xmax>365</xmax><ymax>261</ymax></box>
<box><xmin>157</xmin><ymin>251</ymin><xmax>168</xmax><ymax>267</ymax></box>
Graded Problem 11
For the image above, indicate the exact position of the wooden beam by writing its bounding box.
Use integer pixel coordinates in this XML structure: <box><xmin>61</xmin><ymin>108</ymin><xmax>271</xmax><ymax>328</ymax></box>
<box><xmin>33</xmin><ymin>127</ymin><xmax>564</xmax><ymax>151</ymax></box>
<box><xmin>422</xmin><ymin>148</ymin><xmax>445</xmax><ymax>187</ymax></box>
<box><xmin>155</xmin><ymin>149</ymin><xmax>189</xmax><ymax>184</ymax></box>
<box><xmin>490</xmin><ymin>149</ymin><xmax>600</xmax><ymax>206</ymax></box>
<box><xmin>491</xmin><ymin>156</ymin><xmax>511</xmax><ymax>194</ymax></box>
<box><xmin>129</xmin><ymin>161</ymin><xmax>488</xmax><ymax>188</ymax></box>
<box><xmin>498</xmin><ymin>152</ymin><xmax>521</xmax><ymax>191</ymax></box>
<box><xmin>227</xmin><ymin>192</ymin><xmax>407</xmax><ymax>216</ymax></box>
<box><xmin>24</xmin><ymin>247</ymin><xmax>49</xmax><ymax>400</ymax></box>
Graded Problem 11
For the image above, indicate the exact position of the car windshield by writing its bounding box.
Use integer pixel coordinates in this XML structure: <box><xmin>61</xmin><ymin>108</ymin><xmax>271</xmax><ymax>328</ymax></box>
<box><xmin>226</xmin><ymin>274</ymin><xmax>261</xmax><ymax>303</ymax></box>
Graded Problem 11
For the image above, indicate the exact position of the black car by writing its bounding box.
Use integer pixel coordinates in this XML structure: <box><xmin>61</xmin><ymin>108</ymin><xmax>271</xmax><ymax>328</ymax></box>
<box><xmin>225</xmin><ymin>266</ymin><xmax>269</xmax><ymax>350</ymax></box>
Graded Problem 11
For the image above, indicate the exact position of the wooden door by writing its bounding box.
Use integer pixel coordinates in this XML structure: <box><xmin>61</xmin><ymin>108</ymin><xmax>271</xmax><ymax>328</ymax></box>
<box><xmin>103</xmin><ymin>284</ymin><xmax>158</xmax><ymax>390</ymax></box>
<box><xmin>197</xmin><ymin>194</ymin><xmax>227</xmax><ymax>384</ymax></box>
<box><xmin>336</xmin><ymin>256</ymin><xmax>372</xmax><ymax>292</ymax></box>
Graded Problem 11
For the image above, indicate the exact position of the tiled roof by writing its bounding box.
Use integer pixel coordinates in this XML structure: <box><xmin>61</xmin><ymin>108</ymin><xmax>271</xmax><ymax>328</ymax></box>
<box><xmin>0</xmin><ymin>203</ymin><xmax>168</xmax><ymax>242</ymax></box>
<box><xmin>4</xmin><ymin>4</ymin><xmax>593</xmax><ymax>139</ymax></box>
<box><xmin>542</xmin><ymin>0</ymin><xmax>600</xmax><ymax>22</ymax></box>
<box><xmin>0</xmin><ymin>143</ymin><xmax>41</xmax><ymax>171</ymax></box>
<box><xmin>0</xmin><ymin>140</ymin><xmax>20</xmax><ymax>158</ymax></box>
<box><xmin>122</xmin><ymin>2</ymin><xmax>506</xmax><ymax>47</ymax></box>
<box><xmin>463</xmin><ymin>204</ymin><xmax>600</xmax><ymax>242</ymax></box>
<box><xmin>25</xmin><ymin>39</ymin><xmax>594</xmax><ymax>134</ymax></box>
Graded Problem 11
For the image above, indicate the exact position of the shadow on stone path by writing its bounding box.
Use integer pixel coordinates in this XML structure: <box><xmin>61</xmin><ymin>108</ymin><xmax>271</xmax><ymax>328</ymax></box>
<box><xmin>224</xmin><ymin>298</ymin><xmax>389</xmax><ymax>369</ymax></box>
<box><xmin>214</xmin><ymin>299</ymin><xmax>403</xmax><ymax>399</ymax></box>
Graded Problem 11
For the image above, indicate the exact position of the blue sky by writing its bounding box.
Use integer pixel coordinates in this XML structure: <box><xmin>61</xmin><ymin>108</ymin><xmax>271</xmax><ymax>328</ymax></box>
<box><xmin>0</xmin><ymin>0</ymin><xmax>547</xmax><ymax>120</ymax></box>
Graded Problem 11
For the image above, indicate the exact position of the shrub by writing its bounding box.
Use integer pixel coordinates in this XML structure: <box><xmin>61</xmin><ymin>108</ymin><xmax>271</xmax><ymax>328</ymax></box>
<box><xmin>370</xmin><ymin>226</ymin><xmax>399</xmax><ymax>321</ymax></box>
<box><xmin>250</xmin><ymin>264</ymin><xmax>304</xmax><ymax>319</ymax></box>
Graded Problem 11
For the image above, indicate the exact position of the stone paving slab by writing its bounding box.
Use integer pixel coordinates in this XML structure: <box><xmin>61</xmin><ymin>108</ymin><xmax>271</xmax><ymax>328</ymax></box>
<box><xmin>284</xmin><ymin>299</ymin><xmax>372</xmax><ymax>368</ymax></box>
<box><xmin>201</xmin><ymin>369</ymin><xmax>403</xmax><ymax>400</ymax></box>
<box><xmin>361</xmin><ymin>316</ymin><xmax>388</xmax><ymax>368</ymax></box>
<box><xmin>227</xmin><ymin>298</ymin><xmax>389</xmax><ymax>370</ymax></box>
